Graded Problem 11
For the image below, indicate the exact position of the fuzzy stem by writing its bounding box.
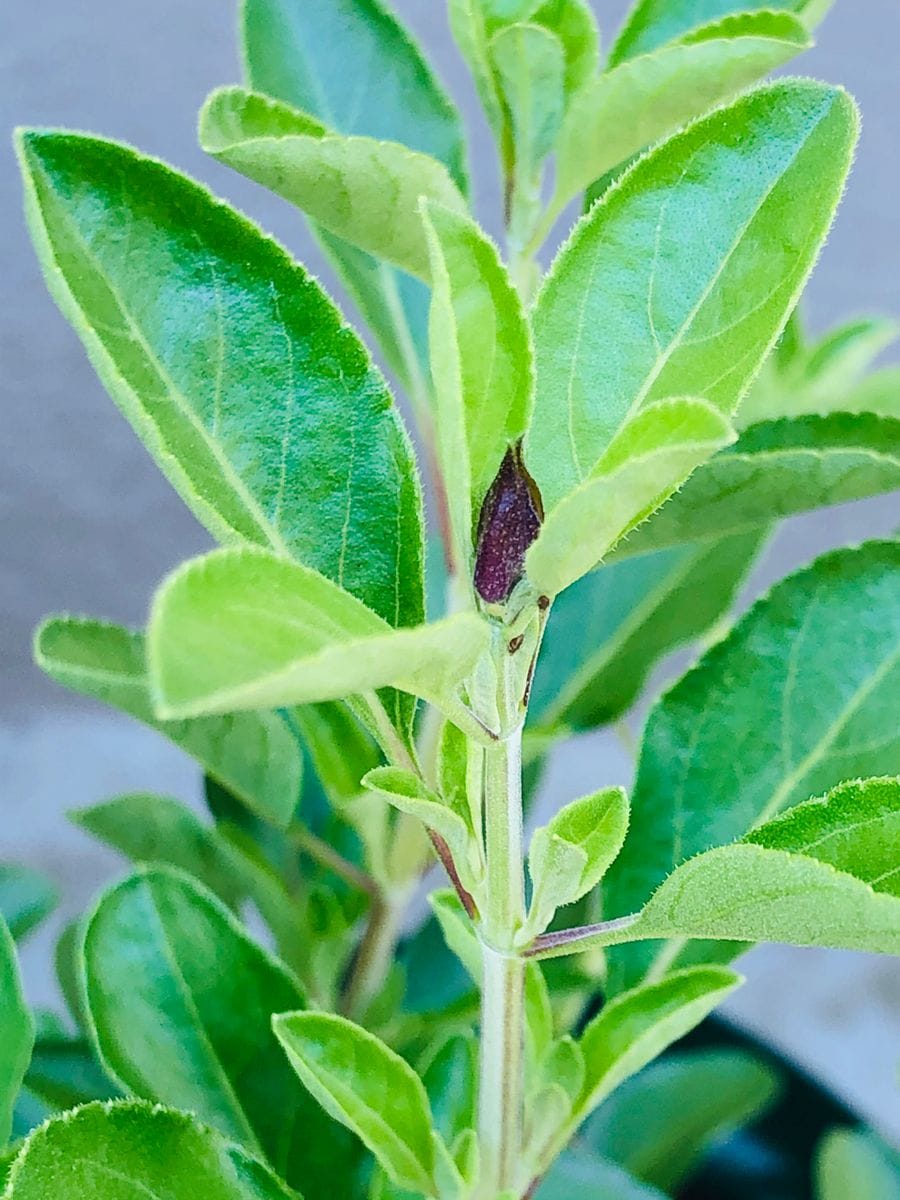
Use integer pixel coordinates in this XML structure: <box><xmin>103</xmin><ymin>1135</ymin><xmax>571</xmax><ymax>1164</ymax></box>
<box><xmin>478</xmin><ymin>724</ymin><xmax>526</xmax><ymax>1195</ymax></box>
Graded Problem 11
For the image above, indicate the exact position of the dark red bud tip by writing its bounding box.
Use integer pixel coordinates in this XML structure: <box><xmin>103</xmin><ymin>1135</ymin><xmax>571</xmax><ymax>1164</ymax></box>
<box><xmin>474</xmin><ymin>446</ymin><xmax>543</xmax><ymax>605</ymax></box>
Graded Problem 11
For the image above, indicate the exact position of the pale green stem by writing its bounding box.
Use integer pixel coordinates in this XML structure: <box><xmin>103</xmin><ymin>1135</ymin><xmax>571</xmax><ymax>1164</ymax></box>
<box><xmin>478</xmin><ymin>724</ymin><xmax>526</xmax><ymax>1196</ymax></box>
<box><xmin>342</xmin><ymin>890</ymin><xmax>405</xmax><ymax>1019</ymax></box>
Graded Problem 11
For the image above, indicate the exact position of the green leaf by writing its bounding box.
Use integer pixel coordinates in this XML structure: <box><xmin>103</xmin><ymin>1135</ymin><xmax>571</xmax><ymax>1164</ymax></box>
<box><xmin>36</xmin><ymin>617</ymin><xmax>302</xmax><ymax>828</ymax></box>
<box><xmin>148</xmin><ymin>548</ymin><xmax>490</xmax><ymax>730</ymax></box>
<box><xmin>524</xmin><ymin>787</ymin><xmax>629</xmax><ymax>938</ymax></box>
<box><xmin>430</xmin><ymin>889</ymin><xmax>482</xmax><ymax>983</ymax></box>
<box><xmin>200</xmin><ymin>87</ymin><xmax>465</xmax><ymax>283</ymax></box>
<box><xmin>274</xmin><ymin>1010</ymin><xmax>441</xmax><ymax>1196</ymax></box>
<box><xmin>293</xmin><ymin>702</ymin><xmax>380</xmax><ymax>811</ymax></box>
<box><xmin>21</xmin><ymin>1030</ymin><xmax>118</xmax><ymax>1116</ymax></box>
<box><xmin>538</xmin><ymin>1146</ymin><xmax>669</xmax><ymax>1199</ymax></box>
<box><xmin>530</xmin><ymin>0</ymin><xmax>600</xmax><ymax>99</ymax></box>
<box><xmin>740</xmin><ymin>315</ymin><xmax>899</xmax><ymax>424</ymax></box>
<box><xmin>490</xmin><ymin>23</ymin><xmax>565</xmax><ymax>183</ymax></box>
<box><xmin>609</xmin><ymin>0</ymin><xmax>813</xmax><ymax>65</ymax></box>
<box><xmin>0</xmin><ymin>917</ymin><xmax>33</xmax><ymax>1147</ymax></box>
<box><xmin>746</xmin><ymin>776</ymin><xmax>900</xmax><ymax>897</ymax></box>
<box><xmin>419</xmin><ymin>1033</ymin><xmax>477</xmax><ymax>1146</ymax></box>
<box><xmin>617</xmin><ymin>413</ymin><xmax>900</xmax><ymax>555</ymax></box>
<box><xmin>3</xmin><ymin>1101</ymin><xmax>297</xmax><ymax>1199</ymax></box>
<box><xmin>54</xmin><ymin>922</ymin><xmax>88</xmax><ymax>1030</ymax></box>
<box><xmin>584</xmin><ymin>1049</ymin><xmax>780</xmax><ymax>1191</ymax></box>
<box><xmin>603</xmin><ymin>539</ymin><xmax>900</xmax><ymax>990</ymax></box>
<box><xmin>71</xmin><ymin>793</ymin><xmax>244</xmax><ymax>907</ymax></box>
<box><xmin>83</xmin><ymin>866</ymin><xmax>354</xmax><ymax>1195</ymax></box>
<box><xmin>576</xmin><ymin>968</ymin><xmax>741</xmax><ymax>1123</ymax></box>
<box><xmin>554</xmin><ymin>11</ymin><xmax>811</xmax><ymax>213</ymax></box>
<box><xmin>526</xmin><ymin>398</ymin><xmax>734</xmax><ymax>595</ymax></box>
<box><xmin>816</xmin><ymin>1129</ymin><xmax>900</xmax><ymax>1200</ymax></box>
<box><xmin>524</xmin><ymin>81</ymin><xmax>857</xmax><ymax>512</ymax></box>
<box><xmin>845</xmin><ymin>367</ymin><xmax>900</xmax><ymax>421</ymax></box>
<box><xmin>530</xmin><ymin>530</ymin><xmax>767</xmax><ymax>730</ymax></box>
<box><xmin>363</xmin><ymin>767</ymin><xmax>482</xmax><ymax>895</ymax></box>
<box><xmin>17</xmin><ymin>129</ymin><xmax>424</xmax><ymax>630</ymax></box>
<box><xmin>421</xmin><ymin>199</ymin><xmax>534</xmax><ymax>574</ymax></box>
<box><xmin>618</xmin><ymin>843</ymin><xmax>900</xmax><ymax>954</ymax></box>
<box><xmin>241</xmin><ymin>0</ymin><xmax>466</xmax><ymax>390</ymax></box>
<box><xmin>0</xmin><ymin>867</ymin><xmax>57</xmax><ymax>942</ymax></box>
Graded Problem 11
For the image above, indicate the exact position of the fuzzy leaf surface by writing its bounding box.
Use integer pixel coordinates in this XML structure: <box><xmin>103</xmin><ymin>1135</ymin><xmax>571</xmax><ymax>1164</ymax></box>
<box><xmin>555</xmin><ymin>11</ymin><xmax>810</xmax><ymax>210</ymax></box>
<box><xmin>603</xmin><ymin>540</ymin><xmax>900</xmax><ymax>988</ymax></box>
<box><xmin>200</xmin><ymin>87</ymin><xmax>465</xmax><ymax>282</ymax></box>
<box><xmin>2</xmin><ymin>1101</ymin><xmax>297</xmax><ymax>1200</ymax></box>
<box><xmin>525</xmin><ymin>82</ymin><xmax>857</xmax><ymax>511</ymax></box>
<box><xmin>148</xmin><ymin>548</ymin><xmax>489</xmax><ymax>726</ymax></box>
<box><xmin>274</xmin><ymin>1011</ymin><xmax>440</xmax><ymax>1195</ymax></box>
<box><xmin>18</xmin><ymin>130</ymin><xmax>424</xmax><ymax>630</ymax></box>
<box><xmin>36</xmin><ymin>618</ymin><xmax>302</xmax><ymax>827</ymax></box>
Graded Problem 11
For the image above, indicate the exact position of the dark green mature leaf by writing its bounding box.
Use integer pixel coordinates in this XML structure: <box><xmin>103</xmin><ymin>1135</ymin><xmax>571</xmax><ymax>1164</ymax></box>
<box><xmin>584</xmin><ymin>1049</ymin><xmax>780</xmax><ymax>1192</ymax></box>
<box><xmin>242</xmin><ymin>0</ymin><xmax>465</xmax><ymax>391</ymax></box>
<box><xmin>200</xmin><ymin>87</ymin><xmax>465</xmax><ymax>282</ymax></box>
<box><xmin>524</xmin><ymin>81</ymin><xmax>857</xmax><ymax>512</ymax></box>
<box><xmin>18</xmin><ymin>130</ymin><xmax>424</xmax><ymax>630</ymax></box>
<box><xmin>618</xmin><ymin>414</ymin><xmax>900</xmax><ymax>556</ymax></box>
<box><xmin>71</xmin><ymin>793</ymin><xmax>244</xmax><ymax>906</ymax></box>
<box><xmin>0</xmin><ymin>867</ymin><xmax>57</xmax><ymax>942</ymax></box>
<box><xmin>421</xmin><ymin>199</ymin><xmax>533</xmax><ymax>573</ymax></box>
<box><xmin>83</xmin><ymin>866</ymin><xmax>356</xmax><ymax>1195</ymax></box>
<box><xmin>608</xmin><ymin>0</ymin><xmax>825</xmax><ymax>66</ymax></box>
<box><xmin>553</xmin><ymin>11</ymin><xmax>811</xmax><ymax>214</ymax></box>
<box><xmin>148</xmin><ymin>548</ymin><xmax>490</xmax><ymax>736</ymax></box>
<box><xmin>746</xmin><ymin>776</ymin><xmax>900</xmax><ymax>897</ymax></box>
<box><xmin>0</xmin><ymin>917</ymin><xmax>33</xmax><ymax>1146</ymax></box>
<box><xmin>603</xmin><ymin>540</ymin><xmax>900</xmax><ymax>989</ymax></box>
<box><xmin>530</xmin><ymin>530</ymin><xmax>766</xmax><ymax>730</ymax></box>
<box><xmin>3</xmin><ymin>1101</ymin><xmax>298</xmax><ymax>1199</ymax></box>
<box><xmin>816</xmin><ymin>1129</ymin><xmax>900</xmax><ymax>1200</ymax></box>
<box><xmin>21</xmin><ymin>1030</ymin><xmax>118</xmax><ymax>1117</ymax></box>
<box><xmin>36</xmin><ymin>618</ymin><xmax>302</xmax><ymax>828</ymax></box>
<box><xmin>275</xmin><ymin>1011</ymin><xmax>446</xmax><ymax>1196</ymax></box>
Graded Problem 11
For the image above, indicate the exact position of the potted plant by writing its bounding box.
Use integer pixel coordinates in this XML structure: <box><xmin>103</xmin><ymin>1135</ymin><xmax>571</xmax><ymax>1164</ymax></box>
<box><xmin>4</xmin><ymin>0</ymin><xmax>898</xmax><ymax>1197</ymax></box>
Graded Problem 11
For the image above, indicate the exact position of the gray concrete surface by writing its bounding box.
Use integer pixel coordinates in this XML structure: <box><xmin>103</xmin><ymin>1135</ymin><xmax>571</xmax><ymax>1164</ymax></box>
<box><xmin>2</xmin><ymin>0</ymin><xmax>899</xmax><ymax>1143</ymax></box>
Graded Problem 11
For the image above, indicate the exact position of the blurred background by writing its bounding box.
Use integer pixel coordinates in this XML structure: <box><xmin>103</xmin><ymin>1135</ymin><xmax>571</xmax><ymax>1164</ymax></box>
<box><xmin>2</xmin><ymin>0</ymin><xmax>898</xmax><ymax>1141</ymax></box>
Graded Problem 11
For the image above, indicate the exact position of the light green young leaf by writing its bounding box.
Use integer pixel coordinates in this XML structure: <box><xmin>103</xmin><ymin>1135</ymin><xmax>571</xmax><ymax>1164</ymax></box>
<box><xmin>845</xmin><ymin>367</ymin><xmax>900</xmax><ymax>421</ymax></box>
<box><xmin>554</xmin><ymin>11</ymin><xmax>811</xmax><ymax>214</ymax></box>
<box><xmin>241</xmin><ymin>0</ymin><xmax>465</xmax><ymax>390</ymax></box>
<box><xmin>148</xmin><ymin>548</ymin><xmax>489</xmax><ymax>728</ymax></box>
<box><xmin>525</xmin><ymin>788</ymin><xmax>629</xmax><ymax>938</ymax></box>
<box><xmin>746</xmin><ymin>776</ymin><xmax>900</xmax><ymax>897</ymax></box>
<box><xmin>274</xmin><ymin>1011</ymin><xmax>441</xmax><ymax>1196</ymax></box>
<box><xmin>530</xmin><ymin>530</ymin><xmax>767</xmax><ymax>730</ymax></box>
<box><xmin>36</xmin><ymin>618</ymin><xmax>302</xmax><ymax>828</ymax></box>
<box><xmin>816</xmin><ymin>1129</ymin><xmax>900</xmax><ymax>1200</ymax></box>
<box><xmin>603</xmin><ymin>539</ymin><xmax>900</xmax><ymax>990</ymax></box>
<box><xmin>70</xmin><ymin>793</ymin><xmax>244</xmax><ymax>907</ymax></box>
<box><xmin>200</xmin><ymin>88</ymin><xmax>465</xmax><ymax>283</ymax></box>
<box><xmin>609</xmin><ymin>0</ymin><xmax>818</xmax><ymax>66</ymax></box>
<box><xmin>740</xmin><ymin>315</ymin><xmax>900</xmax><ymax>424</ymax></box>
<box><xmin>490</xmin><ymin>23</ymin><xmax>565</xmax><ymax>186</ymax></box>
<box><xmin>584</xmin><ymin>1049</ymin><xmax>779</xmax><ymax>1193</ymax></box>
<box><xmin>0</xmin><ymin>868</ymin><xmax>57</xmax><ymax>943</ymax></box>
<box><xmin>0</xmin><ymin>918</ymin><xmax>33</xmax><ymax>1147</ymax></box>
<box><xmin>526</xmin><ymin>967</ymin><xmax>742</xmax><ymax>1171</ymax></box>
<box><xmin>530</xmin><ymin>0</ymin><xmax>600</xmax><ymax>98</ymax></box>
<box><xmin>363</xmin><ymin>766</ymin><xmax>482</xmax><ymax>894</ymax></box>
<box><xmin>2</xmin><ymin>1101</ymin><xmax>297</xmax><ymax>1200</ymax></box>
<box><xmin>430</xmin><ymin>889</ymin><xmax>482</xmax><ymax>983</ymax></box>
<box><xmin>526</xmin><ymin>398</ymin><xmax>734</xmax><ymax>595</ymax></box>
<box><xmin>617</xmin><ymin>413</ymin><xmax>900</xmax><ymax>556</ymax></box>
<box><xmin>421</xmin><ymin>199</ymin><xmax>534</xmax><ymax>572</ymax></box>
<box><xmin>83</xmin><ymin>866</ymin><xmax>353</xmax><ymax>1194</ymax></box>
<box><xmin>17</xmin><ymin>130</ymin><xmax>424</xmax><ymax>630</ymax></box>
<box><xmin>525</xmin><ymin>81</ymin><xmax>857</xmax><ymax>511</ymax></box>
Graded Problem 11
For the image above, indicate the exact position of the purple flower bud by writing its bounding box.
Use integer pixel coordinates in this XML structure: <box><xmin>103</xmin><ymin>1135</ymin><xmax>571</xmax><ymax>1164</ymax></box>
<box><xmin>474</xmin><ymin>446</ymin><xmax>543</xmax><ymax>605</ymax></box>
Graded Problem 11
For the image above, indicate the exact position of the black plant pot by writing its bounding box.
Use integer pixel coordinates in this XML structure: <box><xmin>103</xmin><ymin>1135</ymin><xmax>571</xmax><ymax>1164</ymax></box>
<box><xmin>676</xmin><ymin>1017</ymin><xmax>859</xmax><ymax>1200</ymax></box>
